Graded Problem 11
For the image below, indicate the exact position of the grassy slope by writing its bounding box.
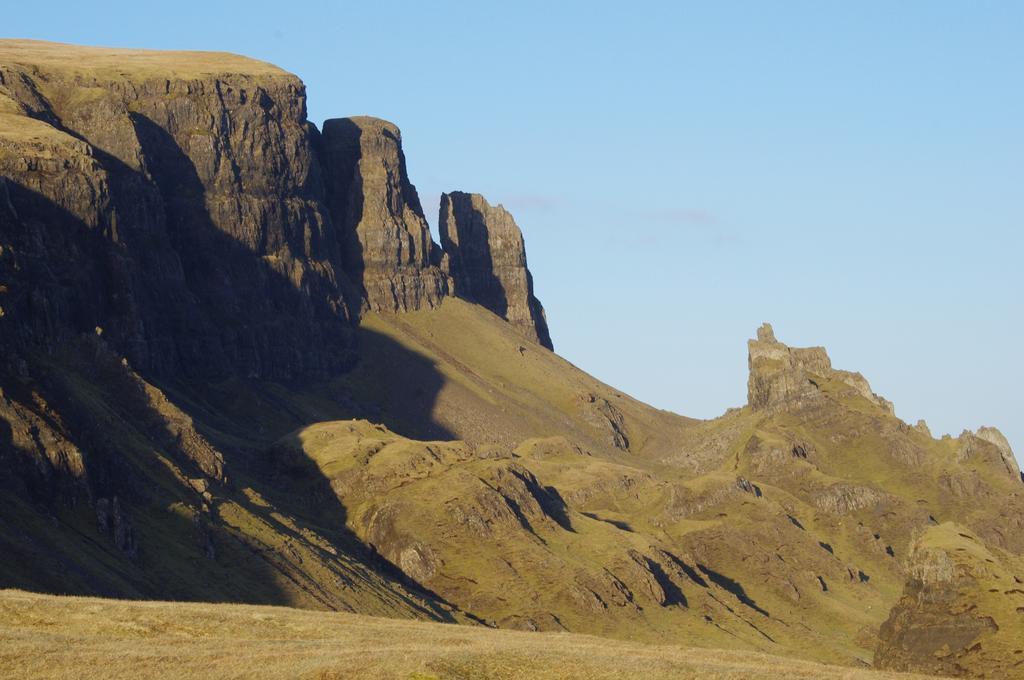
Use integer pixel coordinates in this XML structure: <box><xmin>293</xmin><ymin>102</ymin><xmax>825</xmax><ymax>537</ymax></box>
<box><xmin>340</xmin><ymin>298</ymin><xmax>693</xmax><ymax>457</ymax></box>
<box><xmin>291</xmin><ymin>300</ymin><xmax>1022</xmax><ymax>669</ymax></box>
<box><xmin>3</xmin><ymin>296</ymin><xmax>1020</xmax><ymax>674</ymax></box>
<box><xmin>0</xmin><ymin>589</ymin><xmax>934</xmax><ymax>680</ymax></box>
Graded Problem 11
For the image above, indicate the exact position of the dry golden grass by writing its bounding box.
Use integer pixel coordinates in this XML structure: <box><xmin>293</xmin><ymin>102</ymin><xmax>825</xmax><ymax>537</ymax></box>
<box><xmin>0</xmin><ymin>39</ymin><xmax>287</xmax><ymax>79</ymax></box>
<box><xmin>0</xmin><ymin>111</ymin><xmax>86</xmax><ymax>147</ymax></box>
<box><xmin>0</xmin><ymin>590</ymin><xmax>934</xmax><ymax>679</ymax></box>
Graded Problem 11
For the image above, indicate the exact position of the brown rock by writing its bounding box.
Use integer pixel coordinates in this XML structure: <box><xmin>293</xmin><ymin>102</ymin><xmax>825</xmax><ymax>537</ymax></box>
<box><xmin>439</xmin><ymin>191</ymin><xmax>552</xmax><ymax>349</ymax></box>
<box><xmin>577</xmin><ymin>392</ymin><xmax>630</xmax><ymax>451</ymax></box>
<box><xmin>319</xmin><ymin>116</ymin><xmax>449</xmax><ymax>312</ymax></box>
<box><xmin>958</xmin><ymin>427</ymin><xmax>1022</xmax><ymax>482</ymax></box>
<box><xmin>747</xmin><ymin>323</ymin><xmax>831</xmax><ymax>410</ymax></box>
<box><xmin>0</xmin><ymin>44</ymin><xmax>357</xmax><ymax>380</ymax></box>
<box><xmin>747</xmin><ymin>323</ymin><xmax>893</xmax><ymax>413</ymax></box>
<box><xmin>875</xmin><ymin>527</ymin><xmax>1013</xmax><ymax>677</ymax></box>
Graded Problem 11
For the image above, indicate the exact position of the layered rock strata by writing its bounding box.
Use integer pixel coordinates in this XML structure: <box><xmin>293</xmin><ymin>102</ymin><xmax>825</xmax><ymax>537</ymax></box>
<box><xmin>439</xmin><ymin>191</ymin><xmax>552</xmax><ymax>349</ymax></box>
<box><xmin>747</xmin><ymin>323</ymin><xmax>893</xmax><ymax>413</ymax></box>
<box><xmin>319</xmin><ymin>116</ymin><xmax>449</xmax><ymax>312</ymax></box>
<box><xmin>0</xmin><ymin>41</ymin><xmax>355</xmax><ymax>380</ymax></box>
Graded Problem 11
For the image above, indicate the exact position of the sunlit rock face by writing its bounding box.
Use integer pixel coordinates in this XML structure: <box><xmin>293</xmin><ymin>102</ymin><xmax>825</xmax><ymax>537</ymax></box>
<box><xmin>747</xmin><ymin>323</ymin><xmax>893</xmax><ymax>414</ymax></box>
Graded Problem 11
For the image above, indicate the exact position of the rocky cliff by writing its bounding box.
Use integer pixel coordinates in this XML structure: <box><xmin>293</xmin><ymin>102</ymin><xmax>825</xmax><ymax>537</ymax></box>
<box><xmin>0</xmin><ymin>43</ymin><xmax>553</xmax><ymax>371</ymax></box>
<box><xmin>440</xmin><ymin>191</ymin><xmax>552</xmax><ymax>349</ymax></box>
<box><xmin>0</xmin><ymin>40</ymin><xmax>355</xmax><ymax>381</ymax></box>
<box><xmin>319</xmin><ymin>116</ymin><xmax>449</xmax><ymax>312</ymax></box>
<box><xmin>0</xmin><ymin>40</ymin><xmax>461</xmax><ymax>619</ymax></box>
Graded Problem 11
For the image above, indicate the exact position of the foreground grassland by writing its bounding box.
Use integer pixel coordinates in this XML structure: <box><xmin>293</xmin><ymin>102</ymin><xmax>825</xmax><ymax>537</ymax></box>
<box><xmin>0</xmin><ymin>590</ymin><xmax>931</xmax><ymax>680</ymax></box>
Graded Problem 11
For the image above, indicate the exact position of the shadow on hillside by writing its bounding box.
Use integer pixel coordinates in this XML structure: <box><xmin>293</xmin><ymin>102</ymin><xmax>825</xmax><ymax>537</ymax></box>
<box><xmin>130</xmin><ymin>113</ymin><xmax>357</xmax><ymax>381</ymax></box>
<box><xmin>343</xmin><ymin>325</ymin><xmax>455</xmax><ymax>442</ymax></box>
<box><xmin>697</xmin><ymin>563</ymin><xmax>771</xmax><ymax>617</ymax></box>
<box><xmin>0</xmin><ymin>116</ymin><xmax>459</xmax><ymax>618</ymax></box>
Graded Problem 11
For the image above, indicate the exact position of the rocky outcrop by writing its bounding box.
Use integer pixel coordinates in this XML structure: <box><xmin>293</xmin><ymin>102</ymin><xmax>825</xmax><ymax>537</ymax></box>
<box><xmin>0</xmin><ymin>42</ymin><xmax>555</xmax><ymax>372</ymax></box>
<box><xmin>747</xmin><ymin>323</ymin><xmax>893</xmax><ymax>413</ymax></box>
<box><xmin>319</xmin><ymin>116</ymin><xmax>449</xmax><ymax>312</ymax></box>
<box><xmin>747</xmin><ymin>324</ymin><xmax>831</xmax><ymax>410</ymax></box>
<box><xmin>577</xmin><ymin>391</ymin><xmax>630</xmax><ymax>450</ymax></box>
<box><xmin>439</xmin><ymin>191</ymin><xmax>552</xmax><ymax>349</ymax></box>
<box><xmin>875</xmin><ymin>525</ymin><xmax>1022</xmax><ymax>678</ymax></box>
<box><xmin>95</xmin><ymin>496</ymin><xmax>137</xmax><ymax>558</ymax></box>
<box><xmin>0</xmin><ymin>41</ymin><xmax>356</xmax><ymax>380</ymax></box>
<box><xmin>0</xmin><ymin>42</ymin><xmax>463</xmax><ymax>617</ymax></box>
<box><xmin>957</xmin><ymin>427</ymin><xmax>1022</xmax><ymax>482</ymax></box>
<box><xmin>814</xmin><ymin>484</ymin><xmax>884</xmax><ymax>515</ymax></box>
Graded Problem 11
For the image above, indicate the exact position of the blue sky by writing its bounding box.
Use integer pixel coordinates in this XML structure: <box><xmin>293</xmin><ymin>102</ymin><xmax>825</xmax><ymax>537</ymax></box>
<box><xmin>8</xmin><ymin>1</ymin><xmax>1022</xmax><ymax>462</ymax></box>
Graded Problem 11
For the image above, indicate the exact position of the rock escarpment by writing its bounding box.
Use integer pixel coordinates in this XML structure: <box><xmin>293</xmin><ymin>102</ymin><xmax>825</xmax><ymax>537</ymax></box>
<box><xmin>319</xmin><ymin>116</ymin><xmax>449</xmax><ymax>312</ymax></box>
<box><xmin>0</xmin><ymin>41</ymin><xmax>464</xmax><ymax>619</ymax></box>
<box><xmin>439</xmin><ymin>191</ymin><xmax>552</xmax><ymax>349</ymax></box>
<box><xmin>0</xmin><ymin>41</ymin><xmax>355</xmax><ymax>380</ymax></box>
<box><xmin>0</xmin><ymin>43</ymin><xmax>554</xmax><ymax>368</ymax></box>
<box><xmin>747</xmin><ymin>323</ymin><xmax>893</xmax><ymax>413</ymax></box>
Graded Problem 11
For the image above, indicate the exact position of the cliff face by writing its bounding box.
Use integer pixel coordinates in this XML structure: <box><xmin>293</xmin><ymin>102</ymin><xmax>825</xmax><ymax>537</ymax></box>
<box><xmin>0</xmin><ymin>41</ymin><xmax>563</xmax><ymax>615</ymax></box>
<box><xmin>439</xmin><ymin>191</ymin><xmax>552</xmax><ymax>349</ymax></box>
<box><xmin>0</xmin><ymin>40</ymin><xmax>355</xmax><ymax>380</ymax></box>
<box><xmin>0</xmin><ymin>41</ymin><xmax>459</xmax><ymax>619</ymax></box>
<box><xmin>320</xmin><ymin>116</ymin><xmax>449</xmax><ymax>312</ymax></box>
<box><xmin>0</xmin><ymin>43</ymin><xmax>551</xmax><ymax>367</ymax></box>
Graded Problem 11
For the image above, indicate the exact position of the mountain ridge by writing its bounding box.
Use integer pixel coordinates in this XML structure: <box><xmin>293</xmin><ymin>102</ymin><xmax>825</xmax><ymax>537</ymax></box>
<box><xmin>1</xmin><ymin>40</ymin><xmax>1020</xmax><ymax>678</ymax></box>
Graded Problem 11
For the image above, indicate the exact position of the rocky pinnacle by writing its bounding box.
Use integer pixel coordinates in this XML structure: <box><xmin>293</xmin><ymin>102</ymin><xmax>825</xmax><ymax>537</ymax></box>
<box><xmin>439</xmin><ymin>191</ymin><xmax>553</xmax><ymax>350</ymax></box>
<box><xmin>319</xmin><ymin>116</ymin><xmax>450</xmax><ymax>313</ymax></box>
<box><xmin>747</xmin><ymin>323</ymin><xmax>893</xmax><ymax>413</ymax></box>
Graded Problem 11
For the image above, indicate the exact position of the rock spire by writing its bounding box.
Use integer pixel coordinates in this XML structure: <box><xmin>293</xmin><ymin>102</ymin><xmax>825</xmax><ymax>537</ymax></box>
<box><xmin>319</xmin><ymin>116</ymin><xmax>449</xmax><ymax>312</ymax></box>
<box><xmin>439</xmin><ymin>191</ymin><xmax>552</xmax><ymax>349</ymax></box>
<box><xmin>747</xmin><ymin>323</ymin><xmax>893</xmax><ymax>413</ymax></box>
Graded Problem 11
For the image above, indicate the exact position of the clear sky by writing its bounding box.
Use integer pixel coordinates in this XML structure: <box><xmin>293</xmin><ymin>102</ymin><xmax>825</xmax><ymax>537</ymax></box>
<box><xmin>8</xmin><ymin>1</ymin><xmax>1022</xmax><ymax>462</ymax></box>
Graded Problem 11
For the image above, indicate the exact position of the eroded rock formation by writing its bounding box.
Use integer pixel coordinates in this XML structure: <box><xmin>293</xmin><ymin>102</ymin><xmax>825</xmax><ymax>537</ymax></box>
<box><xmin>439</xmin><ymin>191</ymin><xmax>552</xmax><ymax>349</ymax></box>
<box><xmin>319</xmin><ymin>116</ymin><xmax>449</xmax><ymax>312</ymax></box>
<box><xmin>958</xmin><ymin>427</ymin><xmax>1022</xmax><ymax>482</ymax></box>
<box><xmin>747</xmin><ymin>323</ymin><xmax>893</xmax><ymax>413</ymax></box>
